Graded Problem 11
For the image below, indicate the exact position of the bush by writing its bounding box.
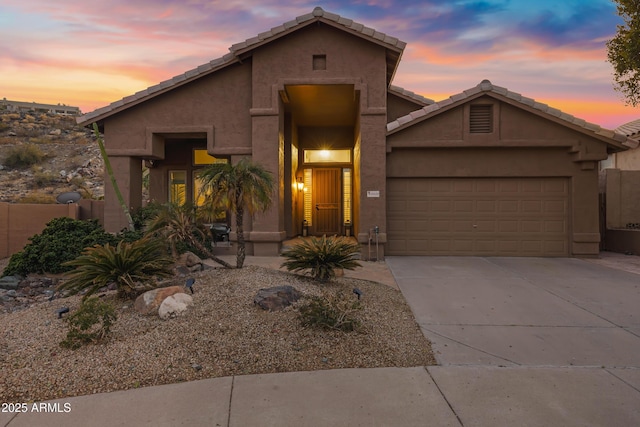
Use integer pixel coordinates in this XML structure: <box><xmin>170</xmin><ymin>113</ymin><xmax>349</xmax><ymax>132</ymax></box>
<box><xmin>3</xmin><ymin>144</ymin><xmax>46</xmax><ymax>168</ymax></box>
<box><xmin>298</xmin><ymin>291</ymin><xmax>362</xmax><ymax>332</ymax></box>
<box><xmin>59</xmin><ymin>236</ymin><xmax>175</xmax><ymax>299</ymax></box>
<box><xmin>3</xmin><ymin>217</ymin><xmax>119</xmax><ymax>277</ymax></box>
<box><xmin>281</xmin><ymin>235</ymin><xmax>361</xmax><ymax>282</ymax></box>
<box><xmin>60</xmin><ymin>297</ymin><xmax>117</xmax><ymax>350</ymax></box>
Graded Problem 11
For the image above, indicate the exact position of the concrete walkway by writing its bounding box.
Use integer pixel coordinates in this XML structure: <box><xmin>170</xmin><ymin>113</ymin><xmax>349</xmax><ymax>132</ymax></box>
<box><xmin>3</xmin><ymin>253</ymin><xmax>640</xmax><ymax>426</ymax></box>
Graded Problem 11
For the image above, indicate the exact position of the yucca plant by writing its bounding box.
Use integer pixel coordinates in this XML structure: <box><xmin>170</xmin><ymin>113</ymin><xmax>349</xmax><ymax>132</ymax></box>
<box><xmin>281</xmin><ymin>235</ymin><xmax>361</xmax><ymax>283</ymax></box>
<box><xmin>59</xmin><ymin>236</ymin><xmax>175</xmax><ymax>299</ymax></box>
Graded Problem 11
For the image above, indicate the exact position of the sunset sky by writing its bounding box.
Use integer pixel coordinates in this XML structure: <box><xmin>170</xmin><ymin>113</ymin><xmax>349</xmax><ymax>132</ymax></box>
<box><xmin>1</xmin><ymin>0</ymin><xmax>637</xmax><ymax>130</ymax></box>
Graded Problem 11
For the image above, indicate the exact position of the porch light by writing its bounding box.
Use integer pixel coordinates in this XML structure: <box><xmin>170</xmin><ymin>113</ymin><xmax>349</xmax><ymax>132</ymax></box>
<box><xmin>296</xmin><ymin>177</ymin><xmax>304</xmax><ymax>191</ymax></box>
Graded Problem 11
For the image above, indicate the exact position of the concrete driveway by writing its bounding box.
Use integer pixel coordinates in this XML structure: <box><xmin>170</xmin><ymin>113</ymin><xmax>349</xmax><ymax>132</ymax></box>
<box><xmin>387</xmin><ymin>256</ymin><xmax>640</xmax><ymax>425</ymax></box>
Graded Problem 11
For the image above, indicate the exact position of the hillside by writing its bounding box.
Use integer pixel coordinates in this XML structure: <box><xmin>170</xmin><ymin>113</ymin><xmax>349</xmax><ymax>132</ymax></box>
<box><xmin>0</xmin><ymin>109</ymin><xmax>104</xmax><ymax>203</ymax></box>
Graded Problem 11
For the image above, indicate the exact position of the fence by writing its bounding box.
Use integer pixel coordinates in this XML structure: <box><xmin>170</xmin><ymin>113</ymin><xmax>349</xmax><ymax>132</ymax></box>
<box><xmin>0</xmin><ymin>200</ymin><xmax>104</xmax><ymax>259</ymax></box>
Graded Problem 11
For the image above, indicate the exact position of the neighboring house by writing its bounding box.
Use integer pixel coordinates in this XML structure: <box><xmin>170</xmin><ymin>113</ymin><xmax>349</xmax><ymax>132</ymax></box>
<box><xmin>78</xmin><ymin>7</ymin><xmax>637</xmax><ymax>258</ymax></box>
<box><xmin>602</xmin><ymin>119</ymin><xmax>640</xmax><ymax>169</ymax></box>
<box><xmin>1</xmin><ymin>98</ymin><xmax>80</xmax><ymax>116</ymax></box>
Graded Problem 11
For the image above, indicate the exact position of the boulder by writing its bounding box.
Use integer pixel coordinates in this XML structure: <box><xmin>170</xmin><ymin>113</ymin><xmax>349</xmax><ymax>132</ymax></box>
<box><xmin>158</xmin><ymin>293</ymin><xmax>193</xmax><ymax>320</ymax></box>
<box><xmin>134</xmin><ymin>286</ymin><xmax>187</xmax><ymax>315</ymax></box>
<box><xmin>0</xmin><ymin>276</ymin><xmax>20</xmax><ymax>290</ymax></box>
<box><xmin>254</xmin><ymin>285</ymin><xmax>301</xmax><ymax>311</ymax></box>
<box><xmin>178</xmin><ymin>251</ymin><xmax>203</xmax><ymax>268</ymax></box>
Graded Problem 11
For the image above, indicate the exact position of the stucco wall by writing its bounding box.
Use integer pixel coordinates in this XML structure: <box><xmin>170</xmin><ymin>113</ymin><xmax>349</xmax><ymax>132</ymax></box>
<box><xmin>605</xmin><ymin>169</ymin><xmax>640</xmax><ymax>229</ymax></box>
<box><xmin>0</xmin><ymin>203</ymin><xmax>80</xmax><ymax>258</ymax></box>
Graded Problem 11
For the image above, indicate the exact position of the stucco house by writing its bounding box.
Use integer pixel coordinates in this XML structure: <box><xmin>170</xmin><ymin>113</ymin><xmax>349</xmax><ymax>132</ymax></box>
<box><xmin>78</xmin><ymin>7</ymin><xmax>637</xmax><ymax>258</ymax></box>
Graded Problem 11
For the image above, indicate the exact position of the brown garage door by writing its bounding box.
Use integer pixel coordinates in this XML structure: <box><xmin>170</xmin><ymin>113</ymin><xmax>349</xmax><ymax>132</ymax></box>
<box><xmin>386</xmin><ymin>178</ymin><xmax>569</xmax><ymax>256</ymax></box>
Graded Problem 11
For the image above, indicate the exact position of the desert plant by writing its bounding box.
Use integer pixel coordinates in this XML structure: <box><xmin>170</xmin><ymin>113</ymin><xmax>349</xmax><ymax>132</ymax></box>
<box><xmin>31</xmin><ymin>170</ymin><xmax>59</xmax><ymax>188</ymax></box>
<box><xmin>298</xmin><ymin>291</ymin><xmax>362</xmax><ymax>332</ymax></box>
<box><xmin>3</xmin><ymin>217</ymin><xmax>119</xmax><ymax>276</ymax></box>
<box><xmin>3</xmin><ymin>143</ymin><xmax>46</xmax><ymax>168</ymax></box>
<box><xmin>59</xmin><ymin>236</ymin><xmax>175</xmax><ymax>300</ymax></box>
<box><xmin>281</xmin><ymin>235</ymin><xmax>361</xmax><ymax>282</ymax></box>
<box><xmin>145</xmin><ymin>203</ymin><xmax>232</xmax><ymax>268</ymax></box>
<box><xmin>93</xmin><ymin>123</ymin><xmax>135</xmax><ymax>231</ymax></box>
<box><xmin>59</xmin><ymin>297</ymin><xmax>117</xmax><ymax>350</ymax></box>
<box><xmin>197</xmin><ymin>158</ymin><xmax>274</xmax><ymax>268</ymax></box>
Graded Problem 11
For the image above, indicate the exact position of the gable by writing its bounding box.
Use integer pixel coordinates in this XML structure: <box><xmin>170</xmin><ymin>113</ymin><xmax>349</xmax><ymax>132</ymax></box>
<box><xmin>78</xmin><ymin>7</ymin><xmax>405</xmax><ymax>127</ymax></box>
<box><xmin>387</xmin><ymin>80</ymin><xmax>637</xmax><ymax>155</ymax></box>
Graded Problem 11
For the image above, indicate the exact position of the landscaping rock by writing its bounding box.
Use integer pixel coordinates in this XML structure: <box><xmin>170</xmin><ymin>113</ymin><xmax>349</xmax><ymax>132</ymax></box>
<box><xmin>178</xmin><ymin>251</ymin><xmax>203</xmax><ymax>268</ymax></box>
<box><xmin>158</xmin><ymin>293</ymin><xmax>193</xmax><ymax>320</ymax></box>
<box><xmin>134</xmin><ymin>286</ymin><xmax>188</xmax><ymax>315</ymax></box>
<box><xmin>253</xmin><ymin>285</ymin><xmax>301</xmax><ymax>311</ymax></box>
<box><xmin>0</xmin><ymin>276</ymin><xmax>21</xmax><ymax>290</ymax></box>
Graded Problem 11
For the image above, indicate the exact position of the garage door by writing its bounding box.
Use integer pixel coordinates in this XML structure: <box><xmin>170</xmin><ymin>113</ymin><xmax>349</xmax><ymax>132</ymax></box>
<box><xmin>386</xmin><ymin>178</ymin><xmax>569</xmax><ymax>256</ymax></box>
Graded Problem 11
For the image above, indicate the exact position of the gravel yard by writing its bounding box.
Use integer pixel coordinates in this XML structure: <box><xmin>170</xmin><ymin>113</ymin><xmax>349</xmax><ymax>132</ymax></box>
<box><xmin>0</xmin><ymin>265</ymin><xmax>435</xmax><ymax>402</ymax></box>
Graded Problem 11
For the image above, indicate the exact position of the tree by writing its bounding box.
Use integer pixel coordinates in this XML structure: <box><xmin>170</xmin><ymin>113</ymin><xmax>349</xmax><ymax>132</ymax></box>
<box><xmin>144</xmin><ymin>203</ymin><xmax>233</xmax><ymax>269</ymax></box>
<box><xmin>607</xmin><ymin>0</ymin><xmax>640</xmax><ymax>106</ymax></box>
<box><xmin>197</xmin><ymin>158</ymin><xmax>275</xmax><ymax>268</ymax></box>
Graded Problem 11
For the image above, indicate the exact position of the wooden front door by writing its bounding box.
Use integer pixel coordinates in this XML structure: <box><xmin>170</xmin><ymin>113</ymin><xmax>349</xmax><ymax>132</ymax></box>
<box><xmin>313</xmin><ymin>168</ymin><xmax>341</xmax><ymax>235</ymax></box>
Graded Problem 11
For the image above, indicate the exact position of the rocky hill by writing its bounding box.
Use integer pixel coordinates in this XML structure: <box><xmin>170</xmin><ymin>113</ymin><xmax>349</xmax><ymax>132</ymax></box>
<box><xmin>0</xmin><ymin>109</ymin><xmax>104</xmax><ymax>203</ymax></box>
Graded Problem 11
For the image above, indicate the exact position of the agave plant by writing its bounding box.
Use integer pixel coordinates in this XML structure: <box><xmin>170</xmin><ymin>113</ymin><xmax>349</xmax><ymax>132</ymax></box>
<box><xmin>59</xmin><ymin>236</ymin><xmax>175</xmax><ymax>299</ymax></box>
<box><xmin>281</xmin><ymin>235</ymin><xmax>361</xmax><ymax>282</ymax></box>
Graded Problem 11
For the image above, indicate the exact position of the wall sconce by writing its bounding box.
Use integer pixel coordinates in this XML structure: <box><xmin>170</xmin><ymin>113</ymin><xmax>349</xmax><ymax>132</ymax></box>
<box><xmin>296</xmin><ymin>177</ymin><xmax>304</xmax><ymax>191</ymax></box>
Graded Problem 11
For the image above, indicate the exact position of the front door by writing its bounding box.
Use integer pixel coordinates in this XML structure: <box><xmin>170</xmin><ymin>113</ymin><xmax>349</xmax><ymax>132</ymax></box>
<box><xmin>313</xmin><ymin>168</ymin><xmax>341</xmax><ymax>235</ymax></box>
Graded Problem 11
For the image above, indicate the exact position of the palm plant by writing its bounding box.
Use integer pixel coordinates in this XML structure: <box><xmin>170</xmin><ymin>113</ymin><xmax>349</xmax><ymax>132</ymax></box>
<box><xmin>197</xmin><ymin>158</ymin><xmax>274</xmax><ymax>268</ymax></box>
<box><xmin>144</xmin><ymin>203</ymin><xmax>233</xmax><ymax>268</ymax></box>
<box><xmin>58</xmin><ymin>236</ymin><xmax>175</xmax><ymax>300</ymax></box>
<box><xmin>281</xmin><ymin>235</ymin><xmax>361</xmax><ymax>283</ymax></box>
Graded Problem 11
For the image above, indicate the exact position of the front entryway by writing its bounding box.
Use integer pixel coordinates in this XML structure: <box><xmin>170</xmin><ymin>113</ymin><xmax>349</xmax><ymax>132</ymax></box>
<box><xmin>313</xmin><ymin>168</ymin><xmax>341</xmax><ymax>235</ymax></box>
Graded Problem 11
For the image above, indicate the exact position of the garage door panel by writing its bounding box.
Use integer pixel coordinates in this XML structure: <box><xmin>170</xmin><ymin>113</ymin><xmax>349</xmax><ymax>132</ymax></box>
<box><xmin>387</xmin><ymin>177</ymin><xmax>569</xmax><ymax>256</ymax></box>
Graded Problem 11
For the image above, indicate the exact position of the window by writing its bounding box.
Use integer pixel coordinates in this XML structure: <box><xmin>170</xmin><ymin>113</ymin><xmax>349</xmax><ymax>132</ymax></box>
<box><xmin>194</xmin><ymin>149</ymin><xmax>227</xmax><ymax>166</ymax></box>
<box><xmin>303</xmin><ymin>168</ymin><xmax>313</xmax><ymax>226</ymax></box>
<box><xmin>169</xmin><ymin>171</ymin><xmax>187</xmax><ymax>205</ymax></box>
<box><xmin>343</xmin><ymin>168</ymin><xmax>352</xmax><ymax>224</ymax></box>
<box><xmin>470</xmin><ymin>105</ymin><xmax>493</xmax><ymax>133</ymax></box>
<box><xmin>303</xmin><ymin>149</ymin><xmax>350</xmax><ymax>164</ymax></box>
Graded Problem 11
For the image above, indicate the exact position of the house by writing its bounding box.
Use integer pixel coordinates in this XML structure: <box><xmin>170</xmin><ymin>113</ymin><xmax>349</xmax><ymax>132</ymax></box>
<box><xmin>1</xmin><ymin>98</ymin><xmax>80</xmax><ymax>116</ymax></box>
<box><xmin>78</xmin><ymin>7</ymin><xmax>637</xmax><ymax>258</ymax></box>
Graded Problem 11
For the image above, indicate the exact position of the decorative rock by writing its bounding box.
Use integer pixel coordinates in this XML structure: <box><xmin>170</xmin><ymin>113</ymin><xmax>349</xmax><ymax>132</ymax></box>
<box><xmin>177</xmin><ymin>251</ymin><xmax>204</xmax><ymax>272</ymax></box>
<box><xmin>0</xmin><ymin>276</ymin><xmax>20</xmax><ymax>290</ymax></box>
<box><xmin>134</xmin><ymin>286</ymin><xmax>188</xmax><ymax>315</ymax></box>
<box><xmin>158</xmin><ymin>293</ymin><xmax>193</xmax><ymax>320</ymax></box>
<box><xmin>254</xmin><ymin>285</ymin><xmax>301</xmax><ymax>311</ymax></box>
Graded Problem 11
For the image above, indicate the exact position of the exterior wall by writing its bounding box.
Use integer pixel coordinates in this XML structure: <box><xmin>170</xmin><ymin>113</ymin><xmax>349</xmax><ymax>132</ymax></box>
<box><xmin>247</xmin><ymin>23</ymin><xmax>389</xmax><ymax>254</ymax></box>
<box><xmin>0</xmin><ymin>202</ymin><xmax>80</xmax><ymax>258</ymax></box>
<box><xmin>101</xmin><ymin>63</ymin><xmax>252</xmax><ymax>232</ymax></box>
<box><xmin>610</xmin><ymin>147</ymin><xmax>640</xmax><ymax>170</ymax></box>
<box><xmin>386</xmin><ymin>98</ymin><xmax>610</xmax><ymax>256</ymax></box>
<box><xmin>604</xmin><ymin>169</ymin><xmax>640</xmax><ymax>229</ymax></box>
<box><xmin>387</xmin><ymin>93</ymin><xmax>426</xmax><ymax>123</ymax></box>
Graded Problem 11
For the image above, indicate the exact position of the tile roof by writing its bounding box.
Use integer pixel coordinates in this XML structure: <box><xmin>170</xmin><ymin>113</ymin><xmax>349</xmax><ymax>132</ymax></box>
<box><xmin>387</xmin><ymin>79</ymin><xmax>639</xmax><ymax>149</ymax></box>
<box><xmin>615</xmin><ymin>118</ymin><xmax>640</xmax><ymax>140</ymax></box>
<box><xmin>78</xmin><ymin>7</ymin><xmax>405</xmax><ymax>126</ymax></box>
<box><xmin>388</xmin><ymin>85</ymin><xmax>434</xmax><ymax>106</ymax></box>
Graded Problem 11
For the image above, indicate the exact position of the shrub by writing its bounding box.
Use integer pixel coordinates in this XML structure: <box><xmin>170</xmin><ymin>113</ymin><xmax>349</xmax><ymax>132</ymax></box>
<box><xmin>298</xmin><ymin>291</ymin><xmax>362</xmax><ymax>332</ymax></box>
<box><xmin>281</xmin><ymin>235</ymin><xmax>361</xmax><ymax>282</ymax></box>
<box><xmin>60</xmin><ymin>297</ymin><xmax>117</xmax><ymax>350</ymax></box>
<box><xmin>59</xmin><ymin>236</ymin><xmax>175</xmax><ymax>299</ymax></box>
<box><xmin>31</xmin><ymin>171</ymin><xmax>59</xmax><ymax>188</ymax></box>
<box><xmin>3</xmin><ymin>144</ymin><xmax>46</xmax><ymax>168</ymax></box>
<box><xmin>3</xmin><ymin>217</ymin><xmax>119</xmax><ymax>277</ymax></box>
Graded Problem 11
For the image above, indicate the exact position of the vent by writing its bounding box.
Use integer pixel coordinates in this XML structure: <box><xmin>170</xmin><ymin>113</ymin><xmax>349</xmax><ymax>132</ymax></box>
<box><xmin>470</xmin><ymin>105</ymin><xmax>493</xmax><ymax>133</ymax></box>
